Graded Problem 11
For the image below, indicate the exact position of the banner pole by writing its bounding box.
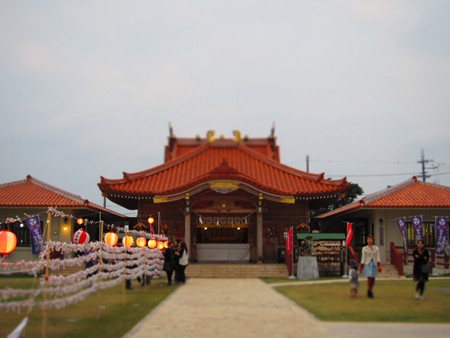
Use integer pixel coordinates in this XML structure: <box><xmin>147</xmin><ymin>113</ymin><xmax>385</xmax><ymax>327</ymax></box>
<box><xmin>342</xmin><ymin>222</ymin><xmax>349</xmax><ymax>278</ymax></box>
<box><xmin>41</xmin><ymin>211</ymin><xmax>52</xmax><ymax>338</ymax></box>
<box><xmin>342</xmin><ymin>246</ymin><xmax>348</xmax><ymax>278</ymax></box>
<box><xmin>289</xmin><ymin>226</ymin><xmax>296</xmax><ymax>279</ymax></box>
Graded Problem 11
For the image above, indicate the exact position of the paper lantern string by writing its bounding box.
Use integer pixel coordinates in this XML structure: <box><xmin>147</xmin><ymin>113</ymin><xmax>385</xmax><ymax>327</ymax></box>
<box><xmin>0</xmin><ymin>240</ymin><xmax>164</xmax><ymax>312</ymax></box>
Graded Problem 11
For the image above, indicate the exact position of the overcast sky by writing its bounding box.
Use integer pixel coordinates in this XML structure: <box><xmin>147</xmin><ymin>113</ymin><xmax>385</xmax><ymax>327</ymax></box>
<box><xmin>1</xmin><ymin>1</ymin><xmax>449</xmax><ymax>216</ymax></box>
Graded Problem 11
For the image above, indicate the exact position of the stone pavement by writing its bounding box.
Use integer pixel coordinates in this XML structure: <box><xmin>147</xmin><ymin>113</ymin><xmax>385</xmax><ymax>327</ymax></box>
<box><xmin>123</xmin><ymin>279</ymin><xmax>450</xmax><ymax>338</ymax></box>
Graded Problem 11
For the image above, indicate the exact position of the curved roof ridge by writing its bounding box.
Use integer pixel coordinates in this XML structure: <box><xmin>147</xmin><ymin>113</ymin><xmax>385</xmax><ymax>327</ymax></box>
<box><xmin>127</xmin><ymin>141</ymin><xmax>213</xmax><ymax>179</ymax></box>
<box><xmin>362</xmin><ymin>176</ymin><xmax>417</xmax><ymax>205</ymax></box>
<box><xmin>26</xmin><ymin>175</ymin><xmax>86</xmax><ymax>204</ymax></box>
<box><xmin>101</xmin><ymin>139</ymin><xmax>346</xmax><ymax>187</ymax></box>
<box><xmin>0</xmin><ymin>178</ymin><xmax>28</xmax><ymax>189</ymax></box>
<box><xmin>421</xmin><ymin>179</ymin><xmax>450</xmax><ymax>191</ymax></box>
<box><xmin>99</xmin><ymin>138</ymin><xmax>349</xmax><ymax>200</ymax></box>
<box><xmin>101</xmin><ymin>142</ymin><xmax>213</xmax><ymax>185</ymax></box>
<box><xmin>236</xmin><ymin>143</ymin><xmax>347</xmax><ymax>186</ymax></box>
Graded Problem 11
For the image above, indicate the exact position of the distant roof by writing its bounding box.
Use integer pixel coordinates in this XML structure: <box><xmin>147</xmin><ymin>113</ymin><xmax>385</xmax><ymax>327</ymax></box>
<box><xmin>316</xmin><ymin>176</ymin><xmax>450</xmax><ymax>219</ymax></box>
<box><xmin>99</xmin><ymin>132</ymin><xmax>349</xmax><ymax>208</ymax></box>
<box><xmin>0</xmin><ymin>175</ymin><xmax>126</xmax><ymax>218</ymax></box>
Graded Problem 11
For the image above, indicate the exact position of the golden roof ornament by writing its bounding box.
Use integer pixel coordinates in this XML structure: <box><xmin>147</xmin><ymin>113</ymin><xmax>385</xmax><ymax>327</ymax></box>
<box><xmin>233</xmin><ymin>130</ymin><xmax>241</xmax><ymax>142</ymax></box>
<box><xmin>207</xmin><ymin>130</ymin><xmax>215</xmax><ymax>143</ymax></box>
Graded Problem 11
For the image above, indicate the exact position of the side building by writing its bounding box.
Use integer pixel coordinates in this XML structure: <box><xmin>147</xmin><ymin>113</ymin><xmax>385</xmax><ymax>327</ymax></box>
<box><xmin>0</xmin><ymin>175</ymin><xmax>126</xmax><ymax>261</ymax></box>
<box><xmin>316</xmin><ymin>176</ymin><xmax>450</xmax><ymax>275</ymax></box>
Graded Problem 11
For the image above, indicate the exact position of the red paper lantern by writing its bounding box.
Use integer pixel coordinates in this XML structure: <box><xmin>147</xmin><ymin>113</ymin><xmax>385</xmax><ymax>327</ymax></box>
<box><xmin>104</xmin><ymin>232</ymin><xmax>119</xmax><ymax>246</ymax></box>
<box><xmin>148</xmin><ymin>237</ymin><xmax>157</xmax><ymax>249</ymax></box>
<box><xmin>122</xmin><ymin>235</ymin><xmax>134</xmax><ymax>247</ymax></box>
<box><xmin>157</xmin><ymin>240</ymin><xmax>165</xmax><ymax>250</ymax></box>
<box><xmin>72</xmin><ymin>229</ymin><xmax>90</xmax><ymax>244</ymax></box>
<box><xmin>163</xmin><ymin>240</ymin><xmax>169</xmax><ymax>249</ymax></box>
<box><xmin>136</xmin><ymin>236</ymin><xmax>147</xmax><ymax>248</ymax></box>
<box><xmin>0</xmin><ymin>230</ymin><xmax>17</xmax><ymax>256</ymax></box>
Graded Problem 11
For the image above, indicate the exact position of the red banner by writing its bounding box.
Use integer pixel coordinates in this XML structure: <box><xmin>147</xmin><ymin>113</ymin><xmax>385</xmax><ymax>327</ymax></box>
<box><xmin>285</xmin><ymin>226</ymin><xmax>293</xmax><ymax>276</ymax></box>
<box><xmin>345</xmin><ymin>223</ymin><xmax>353</xmax><ymax>247</ymax></box>
<box><xmin>286</xmin><ymin>227</ymin><xmax>293</xmax><ymax>253</ymax></box>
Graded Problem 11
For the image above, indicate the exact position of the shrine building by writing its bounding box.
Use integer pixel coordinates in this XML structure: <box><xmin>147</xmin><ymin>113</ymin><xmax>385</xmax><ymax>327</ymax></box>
<box><xmin>98</xmin><ymin>128</ymin><xmax>349</xmax><ymax>263</ymax></box>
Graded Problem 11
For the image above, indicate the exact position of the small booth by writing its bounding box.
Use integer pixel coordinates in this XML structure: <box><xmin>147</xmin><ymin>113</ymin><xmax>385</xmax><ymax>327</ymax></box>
<box><xmin>297</xmin><ymin>233</ymin><xmax>345</xmax><ymax>277</ymax></box>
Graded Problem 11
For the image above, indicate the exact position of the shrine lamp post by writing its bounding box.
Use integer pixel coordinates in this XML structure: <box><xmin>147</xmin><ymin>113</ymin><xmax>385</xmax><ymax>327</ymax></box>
<box><xmin>148</xmin><ymin>216</ymin><xmax>155</xmax><ymax>234</ymax></box>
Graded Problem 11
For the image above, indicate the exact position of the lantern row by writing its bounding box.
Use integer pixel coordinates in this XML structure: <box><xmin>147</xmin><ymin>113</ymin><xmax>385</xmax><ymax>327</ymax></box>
<box><xmin>0</xmin><ymin>229</ymin><xmax>170</xmax><ymax>257</ymax></box>
<box><xmin>0</xmin><ymin>207</ymin><xmax>169</xmax><ymax>256</ymax></box>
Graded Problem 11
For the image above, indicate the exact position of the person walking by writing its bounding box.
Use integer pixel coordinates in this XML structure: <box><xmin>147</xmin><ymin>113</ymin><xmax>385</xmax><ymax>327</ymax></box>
<box><xmin>175</xmin><ymin>241</ymin><xmax>189</xmax><ymax>284</ymax></box>
<box><xmin>163</xmin><ymin>241</ymin><xmax>175</xmax><ymax>285</ymax></box>
<box><xmin>349</xmin><ymin>259</ymin><xmax>359</xmax><ymax>298</ymax></box>
<box><xmin>359</xmin><ymin>235</ymin><xmax>382</xmax><ymax>298</ymax></box>
<box><xmin>173</xmin><ymin>239</ymin><xmax>181</xmax><ymax>282</ymax></box>
<box><xmin>413</xmin><ymin>239</ymin><xmax>430</xmax><ymax>300</ymax></box>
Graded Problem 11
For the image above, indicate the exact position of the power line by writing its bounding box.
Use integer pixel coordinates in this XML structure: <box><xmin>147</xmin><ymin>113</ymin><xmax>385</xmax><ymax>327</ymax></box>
<box><xmin>328</xmin><ymin>172</ymin><xmax>421</xmax><ymax>178</ymax></box>
<box><xmin>327</xmin><ymin>171</ymin><xmax>450</xmax><ymax>179</ymax></box>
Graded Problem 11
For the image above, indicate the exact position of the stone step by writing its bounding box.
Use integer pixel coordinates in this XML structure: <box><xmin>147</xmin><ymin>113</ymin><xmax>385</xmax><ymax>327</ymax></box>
<box><xmin>377</xmin><ymin>264</ymin><xmax>401</xmax><ymax>278</ymax></box>
<box><xmin>186</xmin><ymin>264</ymin><xmax>289</xmax><ymax>278</ymax></box>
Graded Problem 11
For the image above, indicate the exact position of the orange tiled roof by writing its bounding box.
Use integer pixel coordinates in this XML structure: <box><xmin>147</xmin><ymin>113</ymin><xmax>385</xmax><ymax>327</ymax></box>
<box><xmin>0</xmin><ymin>175</ymin><xmax>125</xmax><ymax>217</ymax></box>
<box><xmin>99</xmin><ymin>139</ymin><xmax>348</xmax><ymax>198</ymax></box>
<box><xmin>317</xmin><ymin>177</ymin><xmax>450</xmax><ymax>218</ymax></box>
<box><xmin>165</xmin><ymin>135</ymin><xmax>280</xmax><ymax>162</ymax></box>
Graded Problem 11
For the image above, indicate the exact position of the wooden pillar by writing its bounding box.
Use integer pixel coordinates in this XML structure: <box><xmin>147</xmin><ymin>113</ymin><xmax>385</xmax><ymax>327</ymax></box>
<box><xmin>184</xmin><ymin>193</ymin><xmax>191</xmax><ymax>248</ymax></box>
<box><xmin>256</xmin><ymin>193</ymin><xmax>264</xmax><ymax>262</ymax></box>
<box><xmin>257</xmin><ymin>212</ymin><xmax>263</xmax><ymax>262</ymax></box>
<box><xmin>184</xmin><ymin>212</ymin><xmax>191</xmax><ymax>248</ymax></box>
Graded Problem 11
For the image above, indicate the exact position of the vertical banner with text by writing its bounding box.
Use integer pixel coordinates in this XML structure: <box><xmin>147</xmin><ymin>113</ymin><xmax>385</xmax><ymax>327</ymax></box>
<box><xmin>26</xmin><ymin>215</ymin><xmax>43</xmax><ymax>254</ymax></box>
<box><xmin>410</xmin><ymin>215</ymin><xmax>423</xmax><ymax>241</ymax></box>
<box><xmin>396</xmin><ymin>217</ymin><xmax>408</xmax><ymax>259</ymax></box>
<box><xmin>435</xmin><ymin>216</ymin><xmax>449</xmax><ymax>255</ymax></box>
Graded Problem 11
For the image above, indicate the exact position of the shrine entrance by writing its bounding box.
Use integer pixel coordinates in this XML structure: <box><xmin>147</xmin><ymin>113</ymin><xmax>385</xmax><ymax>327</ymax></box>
<box><xmin>99</xmin><ymin>128</ymin><xmax>349</xmax><ymax>268</ymax></box>
<box><xmin>194</xmin><ymin>215</ymin><xmax>252</xmax><ymax>262</ymax></box>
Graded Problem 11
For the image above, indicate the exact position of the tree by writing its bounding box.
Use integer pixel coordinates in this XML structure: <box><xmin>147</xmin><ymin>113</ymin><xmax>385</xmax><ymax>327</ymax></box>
<box><xmin>310</xmin><ymin>183</ymin><xmax>364</xmax><ymax>218</ymax></box>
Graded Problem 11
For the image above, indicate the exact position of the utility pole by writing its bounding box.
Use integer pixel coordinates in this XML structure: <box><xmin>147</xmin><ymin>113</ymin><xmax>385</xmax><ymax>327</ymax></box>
<box><xmin>306</xmin><ymin>155</ymin><xmax>310</xmax><ymax>173</ymax></box>
<box><xmin>417</xmin><ymin>149</ymin><xmax>431</xmax><ymax>182</ymax></box>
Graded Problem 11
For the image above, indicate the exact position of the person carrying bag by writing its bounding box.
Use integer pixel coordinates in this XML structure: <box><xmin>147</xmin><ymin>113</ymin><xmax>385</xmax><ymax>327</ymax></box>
<box><xmin>176</xmin><ymin>241</ymin><xmax>189</xmax><ymax>284</ymax></box>
<box><xmin>413</xmin><ymin>239</ymin><xmax>430</xmax><ymax>300</ymax></box>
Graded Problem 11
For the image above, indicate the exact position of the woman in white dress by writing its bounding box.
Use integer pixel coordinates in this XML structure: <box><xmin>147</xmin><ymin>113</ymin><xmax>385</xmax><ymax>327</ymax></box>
<box><xmin>359</xmin><ymin>235</ymin><xmax>382</xmax><ymax>298</ymax></box>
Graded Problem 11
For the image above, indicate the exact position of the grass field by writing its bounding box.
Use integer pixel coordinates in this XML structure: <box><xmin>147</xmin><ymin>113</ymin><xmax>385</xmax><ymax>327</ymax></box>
<box><xmin>0</xmin><ymin>276</ymin><xmax>178</xmax><ymax>338</ymax></box>
<box><xmin>2</xmin><ymin>276</ymin><xmax>450</xmax><ymax>337</ymax></box>
<box><xmin>275</xmin><ymin>278</ymin><xmax>450</xmax><ymax>322</ymax></box>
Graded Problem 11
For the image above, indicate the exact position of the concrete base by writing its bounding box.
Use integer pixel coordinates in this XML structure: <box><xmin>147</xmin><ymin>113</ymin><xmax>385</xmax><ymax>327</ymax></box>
<box><xmin>196</xmin><ymin>244</ymin><xmax>250</xmax><ymax>262</ymax></box>
<box><xmin>297</xmin><ymin>256</ymin><xmax>319</xmax><ymax>280</ymax></box>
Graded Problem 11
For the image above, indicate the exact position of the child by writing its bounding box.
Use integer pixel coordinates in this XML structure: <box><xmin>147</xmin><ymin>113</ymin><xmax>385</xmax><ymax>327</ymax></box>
<box><xmin>349</xmin><ymin>259</ymin><xmax>359</xmax><ymax>298</ymax></box>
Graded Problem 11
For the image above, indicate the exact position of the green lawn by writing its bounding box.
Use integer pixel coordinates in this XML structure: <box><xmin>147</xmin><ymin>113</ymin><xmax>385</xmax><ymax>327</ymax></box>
<box><xmin>275</xmin><ymin>278</ymin><xmax>450</xmax><ymax>322</ymax></box>
<box><xmin>3</xmin><ymin>277</ymin><xmax>450</xmax><ymax>337</ymax></box>
<box><xmin>0</xmin><ymin>277</ymin><xmax>177</xmax><ymax>338</ymax></box>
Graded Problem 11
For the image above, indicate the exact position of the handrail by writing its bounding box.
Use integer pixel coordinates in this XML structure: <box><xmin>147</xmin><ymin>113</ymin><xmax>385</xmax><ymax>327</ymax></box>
<box><xmin>390</xmin><ymin>242</ymin><xmax>404</xmax><ymax>276</ymax></box>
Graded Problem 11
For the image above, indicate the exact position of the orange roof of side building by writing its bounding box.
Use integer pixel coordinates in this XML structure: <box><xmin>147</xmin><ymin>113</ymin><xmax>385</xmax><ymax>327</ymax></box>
<box><xmin>99</xmin><ymin>130</ymin><xmax>349</xmax><ymax>208</ymax></box>
<box><xmin>317</xmin><ymin>176</ymin><xmax>450</xmax><ymax>219</ymax></box>
<box><xmin>0</xmin><ymin>175</ymin><xmax>126</xmax><ymax>218</ymax></box>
